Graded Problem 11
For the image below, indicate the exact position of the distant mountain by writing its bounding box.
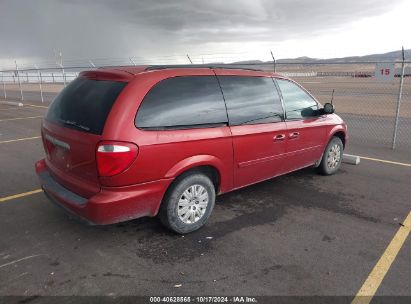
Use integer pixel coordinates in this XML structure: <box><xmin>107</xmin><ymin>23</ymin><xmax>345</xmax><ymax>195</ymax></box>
<box><xmin>231</xmin><ymin>59</ymin><xmax>265</xmax><ymax>64</ymax></box>
<box><xmin>232</xmin><ymin>49</ymin><xmax>411</xmax><ymax>64</ymax></box>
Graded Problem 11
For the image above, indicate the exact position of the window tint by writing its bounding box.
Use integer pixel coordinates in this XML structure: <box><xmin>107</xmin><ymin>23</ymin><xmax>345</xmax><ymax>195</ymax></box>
<box><xmin>46</xmin><ymin>77</ymin><xmax>126</xmax><ymax>135</ymax></box>
<box><xmin>136</xmin><ymin>76</ymin><xmax>227</xmax><ymax>129</ymax></box>
<box><xmin>276</xmin><ymin>79</ymin><xmax>319</xmax><ymax>120</ymax></box>
<box><xmin>218</xmin><ymin>76</ymin><xmax>283</xmax><ymax>125</ymax></box>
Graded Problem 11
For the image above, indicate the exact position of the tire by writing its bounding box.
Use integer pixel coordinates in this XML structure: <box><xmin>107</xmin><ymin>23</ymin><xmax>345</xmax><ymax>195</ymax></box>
<box><xmin>317</xmin><ymin>137</ymin><xmax>343</xmax><ymax>175</ymax></box>
<box><xmin>159</xmin><ymin>173</ymin><xmax>216</xmax><ymax>234</ymax></box>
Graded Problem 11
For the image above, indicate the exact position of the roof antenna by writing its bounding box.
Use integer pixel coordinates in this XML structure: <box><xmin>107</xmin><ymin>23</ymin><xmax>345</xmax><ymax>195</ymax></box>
<box><xmin>330</xmin><ymin>89</ymin><xmax>335</xmax><ymax>105</ymax></box>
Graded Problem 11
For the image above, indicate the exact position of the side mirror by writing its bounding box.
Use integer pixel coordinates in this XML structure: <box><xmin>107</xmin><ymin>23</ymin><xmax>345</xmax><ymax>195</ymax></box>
<box><xmin>322</xmin><ymin>103</ymin><xmax>335</xmax><ymax>114</ymax></box>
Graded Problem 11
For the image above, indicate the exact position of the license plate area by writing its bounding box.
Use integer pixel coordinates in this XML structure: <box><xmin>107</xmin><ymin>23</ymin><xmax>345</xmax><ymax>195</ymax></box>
<box><xmin>45</xmin><ymin>134</ymin><xmax>71</xmax><ymax>170</ymax></box>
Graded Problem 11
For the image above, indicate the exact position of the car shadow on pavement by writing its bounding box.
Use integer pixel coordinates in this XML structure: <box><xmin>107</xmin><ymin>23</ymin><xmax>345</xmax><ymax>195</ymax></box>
<box><xmin>57</xmin><ymin>166</ymin><xmax>379</xmax><ymax>264</ymax></box>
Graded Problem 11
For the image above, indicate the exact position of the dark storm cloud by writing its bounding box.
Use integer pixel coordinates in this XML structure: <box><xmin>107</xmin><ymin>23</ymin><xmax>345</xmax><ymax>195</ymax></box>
<box><xmin>0</xmin><ymin>0</ymin><xmax>402</xmax><ymax>62</ymax></box>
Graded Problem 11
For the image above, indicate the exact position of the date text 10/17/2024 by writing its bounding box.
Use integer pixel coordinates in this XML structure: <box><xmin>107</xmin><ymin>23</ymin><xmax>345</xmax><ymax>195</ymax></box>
<box><xmin>149</xmin><ymin>296</ymin><xmax>258</xmax><ymax>303</ymax></box>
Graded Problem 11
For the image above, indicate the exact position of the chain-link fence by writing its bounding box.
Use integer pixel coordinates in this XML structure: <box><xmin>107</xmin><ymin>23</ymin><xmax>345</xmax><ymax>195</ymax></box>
<box><xmin>279</xmin><ymin>63</ymin><xmax>411</xmax><ymax>150</ymax></box>
<box><xmin>1</xmin><ymin>57</ymin><xmax>410</xmax><ymax>151</ymax></box>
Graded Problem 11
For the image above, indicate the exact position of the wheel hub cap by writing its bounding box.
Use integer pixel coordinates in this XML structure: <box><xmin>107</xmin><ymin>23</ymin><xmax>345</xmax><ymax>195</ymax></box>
<box><xmin>177</xmin><ymin>184</ymin><xmax>209</xmax><ymax>224</ymax></box>
<box><xmin>327</xmin><ymin>144</ymin><xmax>341</xmax><ymax>169</ymax></box>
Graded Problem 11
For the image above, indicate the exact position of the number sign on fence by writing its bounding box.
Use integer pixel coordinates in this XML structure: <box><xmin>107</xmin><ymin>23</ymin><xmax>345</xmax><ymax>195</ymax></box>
<box><xmin>375</xmin><ymin>63</ymin><xmax>395</xmax><ymax>82</ymax></box>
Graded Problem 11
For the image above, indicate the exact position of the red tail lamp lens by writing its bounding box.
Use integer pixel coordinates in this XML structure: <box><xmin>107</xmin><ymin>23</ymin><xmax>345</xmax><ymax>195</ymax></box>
<box><xmin>96</xmin><ymin>142</ymin><xmax>138</xmax><ymax>177</ymax></box>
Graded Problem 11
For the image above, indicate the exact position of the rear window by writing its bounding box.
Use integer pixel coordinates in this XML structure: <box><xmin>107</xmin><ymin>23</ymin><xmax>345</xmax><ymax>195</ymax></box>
<box><xmin>135</xmin><ymin>76</ymin><xmax>227</xmax><ymax>130</ymax></box>
<box><xmin>46</xmin><ymin>77</ymin><xmax>126</xmax><ymax>135</ymax></box>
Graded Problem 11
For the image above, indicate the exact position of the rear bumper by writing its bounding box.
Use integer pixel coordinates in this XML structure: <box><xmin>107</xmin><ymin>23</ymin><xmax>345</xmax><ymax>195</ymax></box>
<box><xmin>35</xmin><ymin>159</ymin><xmax>172</xmax><ymax>225</ymax></box>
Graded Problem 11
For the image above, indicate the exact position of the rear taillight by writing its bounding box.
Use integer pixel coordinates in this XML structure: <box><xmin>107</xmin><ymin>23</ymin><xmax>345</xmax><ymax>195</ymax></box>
<box><xmin>96</xmin><ymin>141</ymin><xmax>138</xmax><ymax>177</ymax></box>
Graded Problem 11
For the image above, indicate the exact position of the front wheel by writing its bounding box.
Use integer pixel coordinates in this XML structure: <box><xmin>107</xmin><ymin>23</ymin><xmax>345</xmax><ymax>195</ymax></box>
<box><xmin>159</xmin><ymin>173</ymin><xmax>215</xmax><ymax>234</ymax></box>
<box><xmin>317</xmin><ymin>137</ymin><xmax>343</xmax><ymax>175</ymax></box>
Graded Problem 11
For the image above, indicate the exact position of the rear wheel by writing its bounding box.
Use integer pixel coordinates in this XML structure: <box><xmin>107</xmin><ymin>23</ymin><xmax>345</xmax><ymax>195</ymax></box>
<box><xmin>159</xmin><ymin>173</ymin><xmax>215</xmax><ymax>234</ymax></box>
<box><xmin>317</xmin><ymin>137</ymin><xmax>343</xmax><ymax>175</ymax></box>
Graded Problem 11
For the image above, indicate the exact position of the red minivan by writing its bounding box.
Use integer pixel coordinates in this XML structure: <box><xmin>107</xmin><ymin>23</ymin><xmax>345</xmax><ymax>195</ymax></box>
<box><xmin>35</xmin><ymin>65</ymin><xmax>347</xmax><ymax>233</ymax></box>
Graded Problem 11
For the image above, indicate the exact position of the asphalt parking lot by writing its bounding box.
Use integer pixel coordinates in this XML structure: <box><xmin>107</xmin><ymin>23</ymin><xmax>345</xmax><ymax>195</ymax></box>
<box><xmin>0</xmin><ymin>100</ymin><xmax>410</xmax><ymax>302</ymax></box>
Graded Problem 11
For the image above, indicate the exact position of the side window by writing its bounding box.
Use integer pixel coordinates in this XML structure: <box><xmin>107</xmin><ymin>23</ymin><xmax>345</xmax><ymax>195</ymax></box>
<box><xmin>136</xmin><ymin>76</ymin><xmax>227</xmax><ymax>129</ymax></box>
<box><xmin>276</xmin><ymin>79</ymin><xmax>319</xmax><ymax>120</ymax></box>
<box><xmin>218</xmin><ymin>76</ymin><xmax>284</xmax><ymax>125</ymax></box>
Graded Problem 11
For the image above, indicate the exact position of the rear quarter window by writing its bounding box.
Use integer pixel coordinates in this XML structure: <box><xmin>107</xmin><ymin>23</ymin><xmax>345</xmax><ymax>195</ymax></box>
<box><xmin>135</xmin><ymin>76</ymin><xmax>227</xmax><ymax>130</ymax></box>
<box><xmin>46</xmin><ymin>77</ymin><xmax>126</xmax><ymax>135</ymax></box>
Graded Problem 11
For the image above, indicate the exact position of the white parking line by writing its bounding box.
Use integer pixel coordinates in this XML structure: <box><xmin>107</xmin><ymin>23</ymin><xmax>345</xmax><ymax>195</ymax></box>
<box><xmin>25</xmin><ymin>104</ymin><xmax>48</xmax><ymax>109</ymax></box>
<box><xmin>0</xmin><ymin>136</ymin><xmax>41</xmax><ymax>144</ymax></box>
<box><xmin>0</xmin><ymin>116</ymin><xmax>43</xmax><ymax>122</ymax></box>
<box><xmin>360</xmin><ymin>156</ymin><xmax>411</xmax><ymax>167</ymax></box>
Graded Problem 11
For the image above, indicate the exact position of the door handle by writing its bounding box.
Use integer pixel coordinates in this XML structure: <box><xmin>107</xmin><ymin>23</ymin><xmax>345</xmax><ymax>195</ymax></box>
<box><xmin>273</xmin><ymin>134</ymin><xmax>286</xmax><ymax>141</ymax></box>
<box><xmin>289</xmin><ymin>132</ymin><xmax>300</xmax><ymax>139</ymax></box>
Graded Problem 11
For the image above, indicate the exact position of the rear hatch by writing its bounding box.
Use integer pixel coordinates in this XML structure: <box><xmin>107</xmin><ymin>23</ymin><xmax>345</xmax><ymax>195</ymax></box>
<box><xmin>42</xmin><ymin>76</ymin><xmax>127</xmax><ymax>198</ymax></box>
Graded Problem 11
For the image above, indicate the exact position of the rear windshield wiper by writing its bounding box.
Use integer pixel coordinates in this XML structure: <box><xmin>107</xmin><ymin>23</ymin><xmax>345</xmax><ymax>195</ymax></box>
<box><xmin>59</xmin><ymin>119</ymin><xmax>90</xmax><ymax>131</ymax></box>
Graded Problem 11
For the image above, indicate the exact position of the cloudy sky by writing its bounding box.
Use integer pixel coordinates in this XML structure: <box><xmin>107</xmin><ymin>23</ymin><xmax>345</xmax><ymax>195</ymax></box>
<box><xmin>0</xmin><ymin>0</ymin><xmax>410</xmax><ymax>68</ymax></box>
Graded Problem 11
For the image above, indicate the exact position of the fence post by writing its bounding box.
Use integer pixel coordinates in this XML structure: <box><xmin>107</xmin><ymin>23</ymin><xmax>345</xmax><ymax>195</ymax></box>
<box><xmin>1</xmin><ymin>72</ymin><xmax>7</xmax><ymax>99</ymax></box>
<box><xmin>15</xmin><ymin>60</ymin><xmax>24</xmax><ymax>101</ymax></box>
<box><xmin>56</xmin><ymin>51</ymin><xmax>66</xmax><ymax>87</ymax></box>
<box><xmin>39</xmin><ymin>71</ymin><xmax>44</xmax><ymax>103</ymax></box>
<box><xmin>60</xmin><ymin>64</ymin><xmax>66</xmax><ymax>87</ymax></box>
<box><xmin>391</xmin><ymin>47</ymin><xmax>406</xmax><ymax>149</ymax></box>
<box><xmin>187</xmin><ymin>54</ymin><xmax>193</xmax><ymax>64</ymax></box>
<box><xmin>270</xmin><ymin>50</ymin><xmax>276</xmax><ymax>73</ymax></box>
<box><xmin>35</xmin><ymin>65</ymin><xmax>44</xmax><ymax>103</ymax></box>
